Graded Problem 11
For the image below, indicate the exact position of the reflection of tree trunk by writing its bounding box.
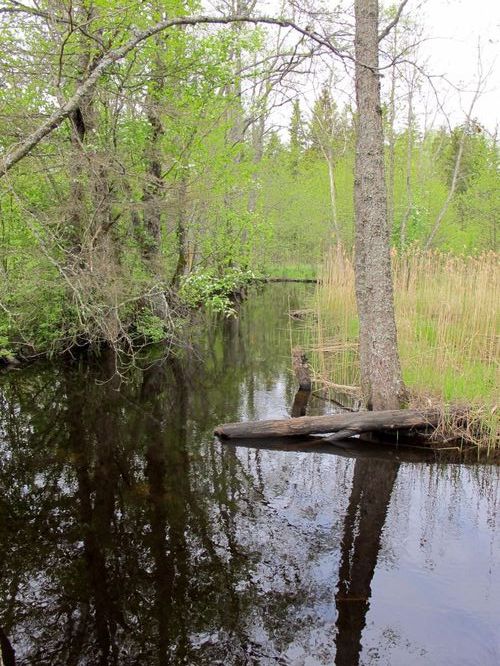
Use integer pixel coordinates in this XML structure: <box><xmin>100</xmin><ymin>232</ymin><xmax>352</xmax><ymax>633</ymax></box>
<box><xmin>75</xmin><ymin>458</ymin><xmax>119</xmax><ymax>664</ymax></box>
<box><xmin>334</xmin><ymin>458</ymin><xmax>399</xmax><ymax>666</ymax></box>
<box><xmin>66</xmin><ymin>355</ymin><xmax>122</xmax><ymax>665</ymax></box>
<box><xmin>222</xmin><ymin>315</ymin><xmax>242</xmax><ymax>369</ymax></box>
<box><xmin>0</xmin><ymin>625</ymin><xmax>16</xmax><ymax>666</ymax></box>
<box><xmin>291</xmin><ymin>389</ymin><xmax>310</xmax><ymax>417</ymax></box>
<box><xmin>142</xmin><ymin>359</ymin><xmax>190</xmax><ymax>664</ymax></box>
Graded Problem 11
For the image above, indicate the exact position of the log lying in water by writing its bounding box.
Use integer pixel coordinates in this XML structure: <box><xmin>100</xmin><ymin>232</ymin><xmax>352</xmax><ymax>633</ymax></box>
<box><xmin>214</xmin><ymin>409</ymin><xmax>441</xmax><ymax>440</ymax></box>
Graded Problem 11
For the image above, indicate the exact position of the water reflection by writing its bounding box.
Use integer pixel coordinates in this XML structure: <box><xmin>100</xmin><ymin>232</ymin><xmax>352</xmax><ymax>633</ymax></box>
<box><xmin>0</xmin><ymin>286</ymin><xmax>498</xmax><ymax>665</ymax></box>
<box><xmin>334</xmin><ymin>459</ymin><xmax>399</xmax><ymax>666</ymax></box>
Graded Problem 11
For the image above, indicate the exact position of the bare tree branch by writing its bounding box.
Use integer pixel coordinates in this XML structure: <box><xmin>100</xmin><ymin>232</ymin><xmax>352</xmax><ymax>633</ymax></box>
<box><xmin>0</xmin><ymin>0</ymin><xmax>72</xmax><ymax>24</ymax></box>
<box><xmin>378</xmin><ymin>0</ymin><xmax>410</xmax><ymax>43</ymax></box>
<box><xmin>0</xmin><ymin>13</ymin><xmax>348</xmax><ymax>178</ymax></box>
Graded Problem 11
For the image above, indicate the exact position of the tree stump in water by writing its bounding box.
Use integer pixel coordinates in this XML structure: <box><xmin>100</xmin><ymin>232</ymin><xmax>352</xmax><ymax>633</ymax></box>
<box><xmin>292</xmin><ymin>346</ymin><xmax>311</xmax><ymax>391</ymax></box>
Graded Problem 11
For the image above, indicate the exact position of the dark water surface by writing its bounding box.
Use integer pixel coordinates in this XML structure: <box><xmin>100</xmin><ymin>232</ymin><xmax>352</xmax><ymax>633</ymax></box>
<box><xmin>0</xmin><ymin>285</ymin><xmax>498</xmax><ymax>665</ymax></box>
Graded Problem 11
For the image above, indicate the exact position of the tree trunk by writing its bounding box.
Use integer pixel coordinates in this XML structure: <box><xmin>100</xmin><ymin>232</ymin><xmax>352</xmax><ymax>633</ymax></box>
<box><xmin>248</xmin><ymin>111</ymin><xmax>265</xmax><ymax>216</ymax></box>
<box><xmin>325</xmin><ymin>148</ymin><xmax>341</xmax><ymax>241</ymax></box>
<box><xmin>142</xmin><ymin>47</ymin><xmax>165</xmax><ymax>263</ymax></box>
<box><xmin>400</xmin><ymin>73</ymin><xmax>416</xmax><ymax>247</ymax></box>
<box><xmin>353</xmin><ymin>0</ymin><xmax>406</xmax><ymax>410</ymax></box>
<box><xmin>171</xmin><ymin>174</ymin><xmax>188</xmax><ymax>287</ymax></box>
<box><xmin>214</xmin><ymin>408</ymin><xmax>441</xmax><ymax>439</ymax></box>
<box><xmin>67</xmin><ymin>13</ymin><xmax>96</xmax><ymax>255</ymax></box>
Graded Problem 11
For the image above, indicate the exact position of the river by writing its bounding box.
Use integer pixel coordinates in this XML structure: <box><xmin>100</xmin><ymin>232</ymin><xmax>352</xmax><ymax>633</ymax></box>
<box><xmin>0</xmin><ymin>284</ymin><xmax>498</xmax><ymax>665</ymax></box>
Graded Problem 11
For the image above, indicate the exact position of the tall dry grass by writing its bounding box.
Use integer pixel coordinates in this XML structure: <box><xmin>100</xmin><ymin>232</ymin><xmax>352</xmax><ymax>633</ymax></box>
<box><xmin>310</xmin><ymin>246</ymin><xmax>499</xmax><ymax>450</ymax></box>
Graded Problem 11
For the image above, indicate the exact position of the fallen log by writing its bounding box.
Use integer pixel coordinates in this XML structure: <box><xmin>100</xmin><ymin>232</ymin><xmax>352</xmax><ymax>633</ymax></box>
<box><xmin>214</xmin><ymin>409</ymin><xmax>442</xmax><ymax>440</ymax></box>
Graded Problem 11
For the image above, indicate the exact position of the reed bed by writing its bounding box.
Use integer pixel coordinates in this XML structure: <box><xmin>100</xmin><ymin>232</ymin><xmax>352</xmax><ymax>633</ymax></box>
<box><xmin>310</xmin><ymin>246</ymin><xmax>499</xmax><ymax>452</ymax></box>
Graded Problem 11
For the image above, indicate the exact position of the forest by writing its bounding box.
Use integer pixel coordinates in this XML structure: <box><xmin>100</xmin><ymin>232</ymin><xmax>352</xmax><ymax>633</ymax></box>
<box><xmin>0</xmin><ymin>0</ymin><xmax>498</xmax><ymax>447</ymax></box>
<box><xmin>0</xmin><ymin>2</ymin><xmax>499</xmax><ymax>664</ymax></box>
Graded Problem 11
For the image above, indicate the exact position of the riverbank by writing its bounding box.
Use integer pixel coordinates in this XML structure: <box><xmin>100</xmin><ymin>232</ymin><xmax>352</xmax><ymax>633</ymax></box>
<box><xmin>307</xmin><ymin>247</ymin><xmax>498</xmax><ymax>456</ymax></box>
<box><xmin>0</xmin><ymin>283</ymin><xmax>498</xmax><ymax>665</ymax></box>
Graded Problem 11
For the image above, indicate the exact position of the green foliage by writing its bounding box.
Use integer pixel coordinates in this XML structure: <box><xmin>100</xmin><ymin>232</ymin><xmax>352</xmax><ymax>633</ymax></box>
<box><xmin>0</xmin><ymin>274</ymin><xmax>77</xmax><ymax>356</ymax></box>
<box><xmin>0</xmin><ymin>331</ymin><xmax>12</xmax><ymax>358</ymax></box>
<box><xmin>134</xmin><ymin>311</ymin><xmax>169</xmax><ymax>344</ymax></box>
<box><xmin>179</xmin><ymin>268</ymin><xmax>256</xmax><ymax>316</ymax></box>
<box><xmin>0</xmin><ymin>0</ymin><xmax>498</xmax><ymax>362</ymax></box>
<box><xmin>263</xmin><ymin>263</ymin><xmax>318</xmax><ymax>280</ymax></box>
<box><xmin>289</xmin><ymin>99</ymin><xmax>307</xmax><ymax>155</ymax></box>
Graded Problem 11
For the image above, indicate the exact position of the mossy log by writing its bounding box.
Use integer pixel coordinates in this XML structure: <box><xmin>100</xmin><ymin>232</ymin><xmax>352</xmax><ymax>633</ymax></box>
<box><xmin>214</xmin><ymin>409</ymin><xmax>442</xmax><ymax>440</ymax></box>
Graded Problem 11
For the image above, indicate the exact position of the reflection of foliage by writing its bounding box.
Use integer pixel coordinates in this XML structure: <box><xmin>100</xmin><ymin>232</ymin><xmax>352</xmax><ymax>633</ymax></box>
<box><xmin>0</xmin><ymin>286</ymin><xmax>322</xmax><ymax>663</ymax></box>
<box><xmin>1</xmin><ymin>286</ymin><xmax>498</xmax><ymax>665</ymax></box>
<box><xmin>0</xmin><ymin>357</ymin><xmax>253</xmax><ymax>663</ymax></box>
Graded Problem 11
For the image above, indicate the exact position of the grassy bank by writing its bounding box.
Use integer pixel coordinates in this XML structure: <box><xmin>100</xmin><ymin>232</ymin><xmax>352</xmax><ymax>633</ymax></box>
<box><xmin>263</xmin><ymin>263</ymin><xmax>319</xmax><ymax>280</ymax></box>
<box><xmin>310</xmin><ymin>246</ymin><xmax>499</xmax><ymax>454</ymax></box>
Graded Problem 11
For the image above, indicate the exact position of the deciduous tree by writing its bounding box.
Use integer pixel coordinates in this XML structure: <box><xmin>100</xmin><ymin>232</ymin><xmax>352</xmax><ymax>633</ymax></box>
<box><xmin>353</xmin><ymin>0</ymin><xmax>407</xmax><ymax>409</ymax></box>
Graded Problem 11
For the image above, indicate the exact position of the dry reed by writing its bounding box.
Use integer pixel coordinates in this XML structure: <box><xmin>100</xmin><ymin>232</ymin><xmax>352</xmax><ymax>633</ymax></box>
<box><xmin>310</xmin><ymin>246</ymin><xmax>499</xmax><ymax>452</ymax></box>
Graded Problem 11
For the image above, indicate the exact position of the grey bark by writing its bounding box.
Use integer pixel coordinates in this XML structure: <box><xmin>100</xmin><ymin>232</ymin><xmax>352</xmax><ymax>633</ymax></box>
<box><xmin>214</xmin><ymin>408</ymin><xmax>441</xmax><ymax>439</ymax></box>
<box><xmin>353</xmin><ymin>0</ymin><xmax>406</xmax><ymax>410</ymax></box>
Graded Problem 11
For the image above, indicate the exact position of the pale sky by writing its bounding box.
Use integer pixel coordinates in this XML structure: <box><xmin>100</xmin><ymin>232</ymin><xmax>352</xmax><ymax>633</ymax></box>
<box><xmin>419</xmin><ymin>0</ymin><xmax>500</xmax><ymax>132</ymax></box>
<box><xmin>253</xmin><ymin>0</ymin><xmax>500</xmax><ymax>135</ymax></box>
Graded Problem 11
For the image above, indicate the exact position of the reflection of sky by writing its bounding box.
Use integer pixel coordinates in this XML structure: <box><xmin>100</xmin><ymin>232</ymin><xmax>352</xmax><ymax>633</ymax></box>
<box><xmin>214</xmin><ymin>287</ymin><xmax>500</xmax><ymax>664</ymax></box>
<box><xmin>1</xmin><ymin>285</ymin><xmax>499</xmax><ymax>664</ymax></box>
<box><xmin>226</xmin><ymin>442</ymin><xmax>499</xmax><ymax>664</ymax></box>
<box><xmin>365</xmin><ymin>463</ymin><xmax>500</xmax><ymax>665</ymax></box>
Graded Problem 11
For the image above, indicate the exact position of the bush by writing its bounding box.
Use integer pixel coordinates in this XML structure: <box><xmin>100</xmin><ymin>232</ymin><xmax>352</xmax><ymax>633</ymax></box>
<box><xmin>179</xmin><ymin>267</ymin><xmax>256</xmax><ymax>316</ymax></box>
